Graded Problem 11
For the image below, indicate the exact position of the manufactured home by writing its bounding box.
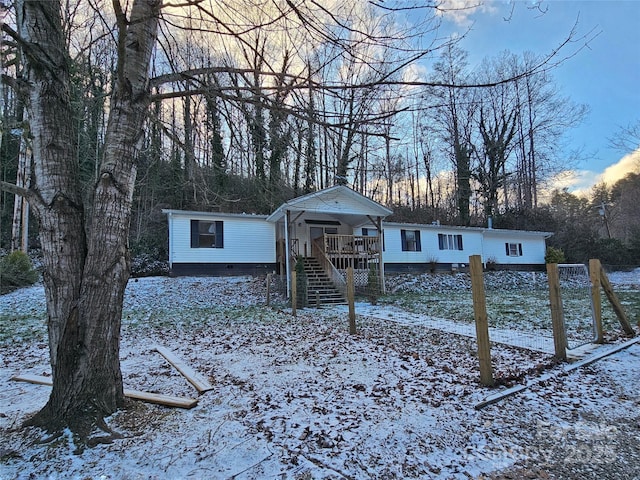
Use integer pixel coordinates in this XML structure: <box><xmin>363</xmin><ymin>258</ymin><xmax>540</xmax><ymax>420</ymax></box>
<box><xmin>163</xmin><ymin>210</ymin><xmax>276</xmax><ymax>276</ymax></box>
<box><xmin>378</xmin><ymin>222</ymin><xmax>550</xmax><ymax>272</ymax></box>
<box><xmin>164</xmin><ymin>186</ymin><xmax>552</xmax><ymax>302</ymax></box>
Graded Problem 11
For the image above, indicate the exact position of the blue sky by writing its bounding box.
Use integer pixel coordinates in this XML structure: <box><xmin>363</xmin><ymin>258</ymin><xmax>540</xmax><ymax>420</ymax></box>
<box><xmin>438</xmin><ymin>0</ymin><xmax>640</xmax><ymax>192</ymax></box>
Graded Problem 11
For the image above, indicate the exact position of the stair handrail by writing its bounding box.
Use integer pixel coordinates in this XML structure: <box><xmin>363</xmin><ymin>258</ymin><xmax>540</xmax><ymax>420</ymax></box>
<box><xmin>311</xmin><ymin>237</ymin><xmax>347</xmax><ymax>298</ymax></box>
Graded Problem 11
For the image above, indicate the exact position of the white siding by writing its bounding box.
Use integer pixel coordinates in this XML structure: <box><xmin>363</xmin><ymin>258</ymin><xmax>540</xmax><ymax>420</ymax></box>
<box><xmin>482</xmin><ymin>232</ymin><xmax>547</xmax><ymax>265</ymax></box>
<box><xmin>382</xmin><ymin>225</ymin><xmax>483</xmax><ymax>265</ymax></box>
<box><xmin>168</xmin><ymin>214</ymin><xmax>276</xmax><ymax>264</ymax></box>
<box><xmin>165</xmin><ymin>207</ymin><xmax>548</xmax><ymax>271</ymax></box>
<box><xmin>376</xmin><ymin>223</ymin><xmax>548</xmax><ymax>266</ymax></box>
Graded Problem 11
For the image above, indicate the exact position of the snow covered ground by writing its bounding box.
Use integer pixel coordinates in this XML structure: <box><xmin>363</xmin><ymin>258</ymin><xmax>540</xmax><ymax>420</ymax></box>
<box><xmin>1</xmin><ymin>271</ymin><xmax>639</xmax><ymax>479</ymax></box>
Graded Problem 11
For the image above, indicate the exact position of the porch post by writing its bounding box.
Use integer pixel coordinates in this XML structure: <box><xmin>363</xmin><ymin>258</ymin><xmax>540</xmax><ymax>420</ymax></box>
<box><xmin>285</xmin><ymin>209</ymin><xmax>291</xmax><ymax>298</ymax></box>
<box><xmin>377</xmin><ymin>216</ymin><xmax>386</xmax><ymax>294</ymax></box>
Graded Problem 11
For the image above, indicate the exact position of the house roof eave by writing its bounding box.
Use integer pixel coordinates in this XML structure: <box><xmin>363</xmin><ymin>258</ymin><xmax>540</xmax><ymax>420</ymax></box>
<box><xmin>266</xmin><ymin>185</ymin><xmax>392</xmax><ymax>223</ymax></box>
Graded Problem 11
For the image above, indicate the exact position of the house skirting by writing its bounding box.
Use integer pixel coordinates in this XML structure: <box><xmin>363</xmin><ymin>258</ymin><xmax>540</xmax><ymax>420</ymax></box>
<box><xmin>170</xmin><ymin>263</ymin><xmax>277</xmax><ymax>277</ymax></box>
<box><xmin>170</xmin><ymin>261</ymin><xmax>545</xmax><ymax>277</ymax></box>
<box><xmin>384</xmin><ymin>262</ymin><xmax>546</xmax><ymax>273</ymax></box>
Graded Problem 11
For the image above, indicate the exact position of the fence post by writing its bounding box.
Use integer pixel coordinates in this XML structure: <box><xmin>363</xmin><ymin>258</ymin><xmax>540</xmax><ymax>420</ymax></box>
<box><xmin>599</xmin><ymin>264</ymin><xmax>635</xmax><ymax>336</ymax></box>
<box><xmin>266</xmin><ymin>273</ymin><xmax>271</xmax><ymax>307</ymax></box>
<box><xmin>347</xmin><ymin>267</ymin><xmax>356</xmax><ymax>334</ymax></box>
<box><xmin>589</xmin><ymin>259</ymin><xmax>604</xmax><ymax>343</ymax></box>
<box><xmin>291</xmin><ymin>270</ymin><xmax>297</xmax><ymax>317</ymax></box>
<box><xmin>546</xmin><ymin>263</ymin><xmax>567</xmax><ymax>360</ymax></box>
<box><xmin>470</xmin><ymin>255</ymin><xmax>493</xmax><ymax>386</ymax></box>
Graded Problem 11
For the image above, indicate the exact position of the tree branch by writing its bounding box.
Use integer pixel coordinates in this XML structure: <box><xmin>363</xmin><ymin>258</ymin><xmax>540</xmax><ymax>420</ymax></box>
<box><xmin>0</xmin><ymin>180</ymin><xmax>36</xmax><ymax>203</ymax></box>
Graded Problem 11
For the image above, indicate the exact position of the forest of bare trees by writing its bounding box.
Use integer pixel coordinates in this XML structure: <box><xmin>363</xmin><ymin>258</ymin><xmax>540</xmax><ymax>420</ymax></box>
<box><xmin>0</xmin><ymin>0</ymin><xmax>638</xmax><ymax>436</ymax></box>
<box><xmin>3</xmin><ymin>1</ymin><xmax>619</xmax><ymax>254</ymax></box>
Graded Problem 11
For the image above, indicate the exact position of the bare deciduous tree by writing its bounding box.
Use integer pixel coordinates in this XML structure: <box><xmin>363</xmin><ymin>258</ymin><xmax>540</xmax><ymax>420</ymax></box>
<box><xmin>2</xmin><ymin>0</ymin><xmax>161</xmax><ymax>437</ymax></box>
<box><xmin>0</xmin><ymin>0</ymin><xmax>598</xmax><ymax>440</ymax></box>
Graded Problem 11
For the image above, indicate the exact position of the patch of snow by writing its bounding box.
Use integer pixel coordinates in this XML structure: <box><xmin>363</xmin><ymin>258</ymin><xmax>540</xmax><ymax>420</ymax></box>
<box><xmin>1</xmin><ymin>274</ymin><xmax>639</xmax><ymax>479</ymax></box>
<box><xmin>606</xmin><ymin>267</ymin><xmax>640</xmax><ymax>287</ymax></box>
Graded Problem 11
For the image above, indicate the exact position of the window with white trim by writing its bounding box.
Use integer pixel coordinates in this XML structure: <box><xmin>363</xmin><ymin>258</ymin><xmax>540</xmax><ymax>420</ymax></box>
<box><xmin>438</xmin><ymin>233</ymin><xmax>463</xmax><ymax>250</ymax></box>
<box><xmin>401</xmin><ymin>229</ymin><xmax>421</xmax><ymax>252</ymax></box>
<box><xmin>505</xmin><ymin>242</ymin><xmax>523</xmax><ymax>257</ymax></box>
<box><xmin>191</xmin><ymin>220</ymin><xmax>224</xmax><ymax>248</ymax></box>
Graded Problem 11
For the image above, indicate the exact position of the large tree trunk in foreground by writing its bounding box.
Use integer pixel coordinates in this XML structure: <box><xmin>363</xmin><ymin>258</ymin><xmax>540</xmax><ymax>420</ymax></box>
<box><xmin>17</xmin><ymin>0</ymin><xmax>161</xmax><ymax>435</ymax></box>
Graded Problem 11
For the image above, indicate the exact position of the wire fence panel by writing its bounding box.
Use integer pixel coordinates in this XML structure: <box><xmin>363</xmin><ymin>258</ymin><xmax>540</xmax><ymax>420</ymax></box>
<box><xmin>385</xmin><ymin>270</ymin><xmax>558</xmax><ymax>354</ymax></box>
<box><xmin>482</xmin><ymin>271</ymin><xmax>556</xmax><ymax>354</ymax></box>
<box><xmin>557</xmin><ymin>264</ymin><xmax>597</xmax><ymax>350</ymax></box>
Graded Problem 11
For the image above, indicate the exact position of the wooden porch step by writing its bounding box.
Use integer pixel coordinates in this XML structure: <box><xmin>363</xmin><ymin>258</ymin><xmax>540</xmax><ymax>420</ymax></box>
<box><xmin>300</xmin><ymin>257</ymin><xmax>346</xmax><ymax>306</ymax></box>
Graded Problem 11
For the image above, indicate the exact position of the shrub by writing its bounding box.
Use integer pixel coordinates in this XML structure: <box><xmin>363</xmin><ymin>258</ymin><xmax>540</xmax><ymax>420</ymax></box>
<box><xmin>294</xmin><ymin>256</ymin><xmax>308</xmax><ymax>307</ymax></box>
<box><xmin>593</xmin><ymin>238</ymin><xmax>632</xmax><ymax>267</ymax></box>
<box><xmin>427</xmin><ymin>256</ymin><xmax>439</xmax><ymax>273</ymax></box>
<box><xmin>485</xmin><ymin>256</ymin><xmax>498</xmax><ymax>271</ymax></box>
<box><xmin>545</xmin><ymin>247</ymin><xmax>565</xmax><ymax>264</ymax></box>
<box><xmin>0</xmin><ymin>250</ymin><xmax>39</xmax><ymax>293</ymax></box>
<box><xmin>130</xmin><ymin>252</ymin><xmax>169</xmax><ymax>277</ymax></box>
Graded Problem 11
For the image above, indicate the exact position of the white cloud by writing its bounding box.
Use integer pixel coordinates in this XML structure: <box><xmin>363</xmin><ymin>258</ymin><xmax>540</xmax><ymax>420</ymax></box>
<box><xmin>548</xmin><ymin>149</ymin><xmax>640</xmax><ymax>198</ymax></box>
<box><xmin>550</xmin><ymin>170</ymin><xmax>598</xmax><ymax>193</ymax></box>
<box><xmin>599</xmin><ymin>149</ymin><xmax>640</xmax><ymax>185</ymax></box>
<box><xmin>436</xmin><ymin>0</ymin><xmax>497</xmax><ymax>27</ymax></box>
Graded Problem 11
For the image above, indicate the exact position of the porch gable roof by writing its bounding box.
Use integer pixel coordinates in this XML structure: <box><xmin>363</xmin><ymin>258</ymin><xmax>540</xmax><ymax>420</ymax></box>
<box><xmin>266</xmin><ymin>185</ymin><xmax>393</xmax><ymax>226</ymax></box>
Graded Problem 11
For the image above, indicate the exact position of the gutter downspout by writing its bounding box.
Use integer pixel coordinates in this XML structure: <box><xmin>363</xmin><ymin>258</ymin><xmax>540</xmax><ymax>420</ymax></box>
<box><xmin>480</xmin><ymin>228</ymin><xmax>485</xmax><ymax>268</ymax></box>
<box><xmin>378</xmin><ymin>217</ymin><xmax>386</xmax><ymax>294</ymax></box>
<box><xmin>167</xmin><ymin>211</ymin><xmax>173</xmax><ymax>272</ymax></box>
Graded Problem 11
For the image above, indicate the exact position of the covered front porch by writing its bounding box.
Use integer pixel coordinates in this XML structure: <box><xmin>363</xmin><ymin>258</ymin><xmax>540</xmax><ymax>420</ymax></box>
<box><xmin>267</xmin><ymin>186</ymin><xmax>392</xmax><ymax>302</ymax></box>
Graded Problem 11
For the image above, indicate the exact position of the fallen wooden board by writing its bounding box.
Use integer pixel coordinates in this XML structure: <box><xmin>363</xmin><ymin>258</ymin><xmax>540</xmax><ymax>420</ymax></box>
<box><xmin>123</xmin><ymin>388</ymin><xmax>198</xmax><ymax>409</ymax></box>
<box><xmin>474</xmin><ymin>336</ymin><xmax>640</xmax><ymax>410</ymax></box>
<box><xmin>153</xmin><ymin>345</ymin><xmax>215</xmax><ymax>394</ymax></box>
<box><xmin>11</xmin><ymin>374</ymin><xmax>198</xmax><ymax>409</ymax></box>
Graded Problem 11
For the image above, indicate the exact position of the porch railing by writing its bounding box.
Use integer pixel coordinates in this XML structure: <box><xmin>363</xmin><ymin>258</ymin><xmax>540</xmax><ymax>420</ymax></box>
<box><xmin>321</xmin><ymin>234</ymin><xmax>380</xmax><ymax>271</ymax></box>
<box><xmin>290</xmin><ymin>238</ymin><xmax>299</xmax><ymax>257</ymax></box>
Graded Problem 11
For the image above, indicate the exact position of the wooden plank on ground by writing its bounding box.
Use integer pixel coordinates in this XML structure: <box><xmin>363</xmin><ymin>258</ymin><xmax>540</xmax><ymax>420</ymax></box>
<box><xmin>11</xmin><ymin>374</ymin><xmax>198</xmax><ymax>409</ymax></box>
<box><xmin>153</xmin><ymin>345</ymin><xmax>215</xmax><ymax>394</ymax></box>
<box><xmin>474</xmin><ymin>336</ymin><xmax>640</xmax><ymax>410</ymax></box>
<box><xmin>563</xmin><ymin>336</ymin><xmax>640</xmax><ymax>372</ymax></box>
<box><xmin>11</xmin><ymin>373</ymin><xmax>53</xmax><ymax>386</ymax></box>
<box><xmin>123</xmin><ymin>388</ymin><xmax>198</xmax><ymax>409</ymax></box>
<box><xmin>473</xmin><ymin>383</ymin><xmax>536</xmax><ymax>410</ymax></box>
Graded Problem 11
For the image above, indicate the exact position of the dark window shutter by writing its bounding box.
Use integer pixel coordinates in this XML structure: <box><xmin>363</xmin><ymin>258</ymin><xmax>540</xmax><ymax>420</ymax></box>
<box><xmin>518</xmin><ymin>243</ymin><xmax>523</xmax><ymax>256</ymax></box>
<box><xmin>505</xmin><ymin>243</ymin><xmax>510</xmax><ymax>256</ymax></box>
<box><xmin>191</xmin><ymin>220</ymin><xmax>199</xmax><ymax>248</ymax></box>
<box><xmin>415</xmin><ymin>230</ymin><xmax>421</xmax><ymax>251</ymax></box>
<box><xmin>215</xmin><ymin>221</ymin><xmax>224</xmax><ymax>248</ymax></box>
<box><xmin>457</xmin><ymin>235</ymin><xmax>463</xmax><ymax>250</ymax></box>
<box><xmin>438</xmin><ymin>234</ymin><xmax>444</xmax><ymax>250</ymax></box>
<box><xmin>401</xmin><ymin>230</ymin><xmax>407</xmax><ymax>251</ymax></box>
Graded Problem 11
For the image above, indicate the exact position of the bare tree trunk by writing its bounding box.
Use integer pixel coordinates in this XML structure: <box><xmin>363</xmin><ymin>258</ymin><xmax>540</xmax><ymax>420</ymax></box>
<box><xmin>10</xmin><ymin>138</ymin><xmax>29</xmax><ymax>252</ymax></box>
<box><xmin>8</xmin><ymin>91</ymin><xmax>28</xmax><ymax>251</ymax></box>
<box><xmin>17</xmin><ymin>0</ymin><xmax>160</xmax><ymax>436</ymax></box>
<box><xmin>183</xmin><ymin>93</ymin><xmax>197</xmax><ymax>205</ymax></box>
<box><xmin>16</xmin><ymin>0</ymin><xmax>86</xmax><ymax>387</ymax></box>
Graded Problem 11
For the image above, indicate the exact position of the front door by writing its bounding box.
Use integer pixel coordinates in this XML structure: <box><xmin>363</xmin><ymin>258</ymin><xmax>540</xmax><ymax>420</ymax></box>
<box><xmin>310</xmin><ymin>226</ymin><xmax>337</xmax><ymax>255</ymax></box>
